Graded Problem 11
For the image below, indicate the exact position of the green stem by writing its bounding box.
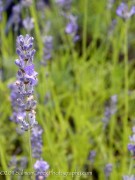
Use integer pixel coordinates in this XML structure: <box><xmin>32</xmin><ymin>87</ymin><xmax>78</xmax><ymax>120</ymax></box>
<box><xmin>82</xmin><ymin>0</ymin><xmax>88</xmax><ymax>61</ymax></box>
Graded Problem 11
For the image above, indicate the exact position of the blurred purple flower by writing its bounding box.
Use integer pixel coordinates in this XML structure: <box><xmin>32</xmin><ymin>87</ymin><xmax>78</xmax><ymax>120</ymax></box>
<box><xmin>88</xmin><ymin>150</ymin><xmax>96</xmax><ymax>164</ymax></box>
<box><xmin>23</xmin><ymin>17</ymin><xmax>34</xmax><ymax>32</ymax></box>
<box><xmin>116</xmin><ymin>3</ymin><xmax>135</xmax><ymax>19</ymax></box>
<box><xmin>65</xmin><ymin>14</ymin><xmax>79</xmax><ymax>42</ymax></box>
<box><xmin>41</xmin><ymin>36</ymin><xmax>53</xmax><ymax>66</ymax></box>
<box><xmin>104</xmin><ymin>163</ymin><xmax>113</xmax><ymax>178</ymax></box>
<box><xmin>65</xmin><ymin>15</ymin><xmax>78</xmax><ymax>34</ymax></box>
<box><xmin>123</xmin><ymin>175</ymin><xmax>135</xmax><ymax>180</ymax></box>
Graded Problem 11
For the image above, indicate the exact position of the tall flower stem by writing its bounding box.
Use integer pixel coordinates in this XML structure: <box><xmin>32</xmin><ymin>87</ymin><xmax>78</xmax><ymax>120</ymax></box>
<box><xmin>122</xmin><ymin>20</ymin><xmax>129</xmax><ymax>173</ymax></box>
<box><xmin>82</xmin><ymin>0</ymin><xmax>88</xmax><ymax>61</ymax></box>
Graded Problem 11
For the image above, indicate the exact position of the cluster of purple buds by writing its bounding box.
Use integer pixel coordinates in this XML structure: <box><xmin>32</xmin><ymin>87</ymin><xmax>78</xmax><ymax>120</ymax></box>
<box><xmin>116</xmin><ymin>3</ymin><xmax>135</xmax><ymax>20</ymax></box>
<box><xmin>104</xmin><ymin>163</ymin><xmax>113</xmax><ymax>178</ymax></box>
<box><xmin>128</xmin><ymin>126</ymin><xmax>135</xmax><ymax>156</ymax></box>
<box><xmin>10</xmin><ymin>34</ymin><xmax>38</xmax><ymax>131</ymax></box>
<box><xmin>23</xmin><ymin>17</ymin><xmax>34</xmax><ymax>32</ymax></box>
<box><xmin>123</xmin><ymin>175</ymin><xmax>135</xmax><ymax>180</ymax></box>
<box><xmin>34</xmin><ymin>160</ymin><xmax>49</xmax><ymax>180</ymax></box>
<box><xmin>31</xmin><ymin>125</ymin><xmax>43</xmax><ymax>159</ymax></box>
<box><xmin>55</xmin><ymin>0</ymin><xmax>72</xmax><ymax>10</ymax></box>
<box><xmin>102</xmin><ymin>95</ymin><xmax>117</xmax><ymax>129</ymax></box>
<box><xmin>0</xmin><ymin>0</ymin><xmax>3</xmax><ymax>21</ymax></box>
<box><xmin>42</xmin><ymin>36</ymin><xmax>53</xmax><ymax>66</ymax></box>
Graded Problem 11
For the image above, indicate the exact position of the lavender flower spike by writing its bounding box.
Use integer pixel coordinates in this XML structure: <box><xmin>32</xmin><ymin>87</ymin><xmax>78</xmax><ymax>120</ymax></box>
<box><xmin>13</xmin><ymin>34</ymin><xmax>38</xmax><ymax>131</ymax></box>
<box><xmin>116</xmin><ymin>3</ymin><xmax>135</xmax><ymax>20</ymax></box>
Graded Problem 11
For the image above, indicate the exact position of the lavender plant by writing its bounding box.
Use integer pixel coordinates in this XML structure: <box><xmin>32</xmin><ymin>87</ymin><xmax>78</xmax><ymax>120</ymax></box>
<box><xmin>10</xmin><ymin>34</ymin><xmax>50</xmax><ymax>179</ymax></box>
